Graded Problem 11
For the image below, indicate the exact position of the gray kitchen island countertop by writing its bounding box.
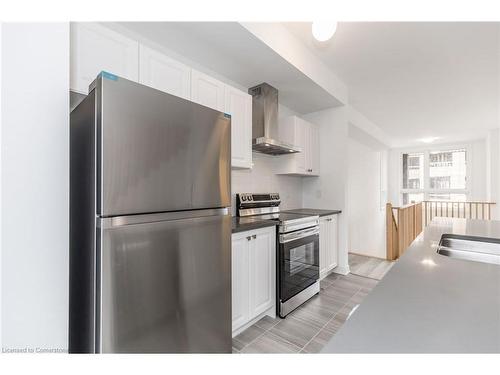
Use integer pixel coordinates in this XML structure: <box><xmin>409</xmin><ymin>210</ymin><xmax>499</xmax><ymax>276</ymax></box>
<box><xmin>322</xmin><ymin>217</ymin><xmax>500</xmax><ymax>353</ymax></box>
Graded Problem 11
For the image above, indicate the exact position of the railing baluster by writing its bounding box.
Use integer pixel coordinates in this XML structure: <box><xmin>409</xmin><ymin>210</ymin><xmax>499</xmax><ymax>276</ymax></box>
<box><xmin>420</xmin><ymin>201</ymin><xmax>495</xmax><ymax>224</ymax></box>
<box><xmin>388</xmin><ymin>201</ymin><xmax>495</xmax><ymax>261</ymax></box>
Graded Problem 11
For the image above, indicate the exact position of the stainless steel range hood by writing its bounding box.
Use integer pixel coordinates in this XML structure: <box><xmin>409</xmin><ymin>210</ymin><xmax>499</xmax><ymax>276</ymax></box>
<box><xmin>248</xmin><ymin>83</ymin><xmax>301</xmax><ymax>155</ymax></box>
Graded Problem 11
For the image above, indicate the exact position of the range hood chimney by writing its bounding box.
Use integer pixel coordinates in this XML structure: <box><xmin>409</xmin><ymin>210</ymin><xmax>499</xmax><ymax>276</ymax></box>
<box><xmin>248</xmin><ymin>83</ymin><xmax>301</xmax><ymax>155</ymax></box>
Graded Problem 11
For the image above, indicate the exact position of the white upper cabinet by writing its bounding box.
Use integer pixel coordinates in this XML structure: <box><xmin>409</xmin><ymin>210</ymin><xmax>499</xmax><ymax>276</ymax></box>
<box><xmin>308</xmin><ymin>122</ymin><xmax>320</xmax><ymax>175</ymax></box>
<box><xmin>276</xmin><ymin>116</ymin><xmax>320</xmax><ymax>176</ymax></box>
<box><xmin>225</xmin><ymin>86</ymin><xmax>252</xmax><ymax>169</ymax></box>
<box><xmin>190</xmin><ymin>69</ymin><xmax>225</xmax><ymax>112</ymax></box>
<box><xmin>70</xmin><ymin>23</ymin><xmax>139</xmax><ymax>94</ymax></box>
<box><xmin>71</xmin><ymin>24</ymin><xmax>253</xmax><ymax>170</ymax></box>
<box><xmin>139</xmin><ymin>45</ymin><xmax>191</xmax><ymax>99</ymax></box>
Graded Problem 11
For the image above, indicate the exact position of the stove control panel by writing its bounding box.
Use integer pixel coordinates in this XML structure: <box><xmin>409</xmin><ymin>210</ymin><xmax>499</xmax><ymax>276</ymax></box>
<box><xmin>236</xmin><ymin>193</ymin><xmax>281</xmax><ymax>215</ymax></box>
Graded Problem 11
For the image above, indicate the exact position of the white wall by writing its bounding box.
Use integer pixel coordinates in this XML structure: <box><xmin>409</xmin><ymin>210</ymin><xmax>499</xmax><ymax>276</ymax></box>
<box><xmin>470</xmin><ymin>139</ymin><xmax>488</xmax><ymax>201</ymax></box>
<box><xmin>1</xmin><ymin>23</ymin><xmax>69</xmax><ymax>351</ymax></box>
<box><xmin>231</xmin><ymin>104</ymin><xmax>303</xmax><ymax>215</ymax></box>
<box><xmin>486</xmin><ymin>129</ymin><xmax>500</xmax><ymax>219</ymax></box>
<box><xmin>232</xmin><ymin>154</ymin><xmax>303</xmax><ymax>215</ymax></box>
<box><xmin>347</xmin><ymin>138</ymin><xmax>387</xmax><ymax>258</ymax></box>
<box><xmin>302</xmin><ymin>107</ymin><xmax>350</xmax><ymax>274</ymax></box>
<box><xmin>0</xmin><ymin>22</ymin><xmax>3</xmax><ymax>348</ymax></box>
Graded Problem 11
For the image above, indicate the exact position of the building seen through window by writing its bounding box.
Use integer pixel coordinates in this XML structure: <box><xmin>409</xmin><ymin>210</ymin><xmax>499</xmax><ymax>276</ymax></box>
<box><xmin>401</xmin><ymin>149</ymin><xmax>467</xmax><ymax>205</ymax></box>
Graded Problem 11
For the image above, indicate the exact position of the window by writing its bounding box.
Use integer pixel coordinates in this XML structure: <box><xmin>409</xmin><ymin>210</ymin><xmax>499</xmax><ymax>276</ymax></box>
<box><xmin>402</xmin><ymin>192</ymin><xmax>424</xmax><ymax>205</ymax></box>
<box><xmin>402</xmin><ymin>153</ymin><xmax>424</xmax><ymax>189</ymax></box>
<box><xmin>429</xmin><ymin>149</ymin><xmax>466</xmax><ymax>189</ymax></box>
<box><xmin>401</xmin><ymin>148</ymin><xmax>468</xmax><ymax>205</ymax></box>
<box><xmin>429</xmin><ymin>176</ymin><xmax>450</xmax><ymax>189</ymax></box>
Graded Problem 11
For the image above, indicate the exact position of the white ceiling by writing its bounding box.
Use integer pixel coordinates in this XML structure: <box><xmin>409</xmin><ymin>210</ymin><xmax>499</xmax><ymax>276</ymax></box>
<box><xmin>284</xmin><ymin>22</ymin><xmax>499</xmax><ymax>146</ymax></box>
<box><xmin>115</xmin><ymin>22</ymin><xmax>342</xmax><ymax>113</ymax></box>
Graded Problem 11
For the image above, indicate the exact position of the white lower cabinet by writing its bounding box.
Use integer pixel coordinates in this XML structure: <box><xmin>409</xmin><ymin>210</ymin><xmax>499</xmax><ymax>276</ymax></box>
<box><xmin>319</xmin><ymin>215</ymin><xmax>338</xmax><ymax>278</ymax></box>
<box><xmin>231</xmin><ymin>226</ymin><xmax>276</xmax><ymax>335</ymax></box>
<box><xmin>231</xmin><ymin>233</ymin><xmax>251</xmax><ymax>330</ymax></box>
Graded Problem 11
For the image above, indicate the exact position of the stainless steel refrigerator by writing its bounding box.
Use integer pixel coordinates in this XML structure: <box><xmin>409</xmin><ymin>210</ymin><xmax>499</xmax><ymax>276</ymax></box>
<box><xmin>69</xmin><ymin>72</ymin><xmax>232</xmax><ymax>353</ymax></box>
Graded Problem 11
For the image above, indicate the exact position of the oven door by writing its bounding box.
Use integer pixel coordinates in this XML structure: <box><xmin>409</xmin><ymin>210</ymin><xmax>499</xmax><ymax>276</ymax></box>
<box><xmin>278</xmin><ymin>227</ymin><xmax>320</xmax><ymax>303</ymax></box>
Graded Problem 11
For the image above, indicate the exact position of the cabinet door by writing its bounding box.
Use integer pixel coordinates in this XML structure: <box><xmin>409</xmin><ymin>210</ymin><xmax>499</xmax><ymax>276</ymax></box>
<box><xmin>310</xmin><ymin>124</ymin><xmax>320</xmax><ymax>175</ymax></box>
<box><xmin>191</xmin><ymin>69</ymin><xmax>225</xmax><ymax>111</ymax></box>
<box><xmin>225</xmin><ymin>86</ymin><xmax>252</xmax><ymax>169</ymax></box>
<box><xmin>276</xmin><ymin>116</ymin><xmax>320</xmax><ymax>177</ymax></box>
<box><xmin>305</xmin><ymin>122</ymin><xmax>312</xmax><ymax>174</ymax></box>
<box><xmin>321</xmin><ymin>215</ymin><xmax>339</xmax><ymax>274</ymax></box>
<box><xmin>249</xmin><ymin>228</ymin><xmax>276</xmax><ymax>318</ymax></box>
<box><xmin>296</xmin><ymin>119</ymin><xmax>307</xmax><ymax>174</ymax></box>
<box><xmin>328</xmin><ymin>216</ymin><xmax>338</xmax><ymax>269</ymax></box>
<box><xmin>139</xmin><ymin>45</ymin><xmax>191</xmax><ymax>99</ymax></box>
<box><xmin>231</xmin><ymin>233</ymin><xmax>250</xmax><ymax>331</ymax></box>
<box><xmin>71</xmin><ymin>23</ymin><xmax>139</xmax><ymax>94</ymax></box>
<box><xmin>319</xmin><ymin>218</ymin><xmax>329</xmax><ymax>276</ymax></box>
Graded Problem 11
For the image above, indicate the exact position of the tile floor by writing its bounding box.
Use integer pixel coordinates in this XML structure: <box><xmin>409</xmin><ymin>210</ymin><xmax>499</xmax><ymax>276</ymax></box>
<box><xmin>232</xmin><ymin>272</ymin><xmax>378</xmax><ymax>353</ymax></box>
<box><xmin>348</xmin><ymin>253</ymin><xmax>394</xmax><ymax>280</ymax></box>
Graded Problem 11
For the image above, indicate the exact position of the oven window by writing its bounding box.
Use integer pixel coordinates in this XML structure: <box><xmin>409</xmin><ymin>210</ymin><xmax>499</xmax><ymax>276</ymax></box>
<box><xmin>287</xmin><ymin>243</ymin><xmax>316</xmax><ymax>275</ymax></box>
<box><xmin>280</xmin><ymin>234</ymin><xmax>319</xmax><ymax>303</ymax></box>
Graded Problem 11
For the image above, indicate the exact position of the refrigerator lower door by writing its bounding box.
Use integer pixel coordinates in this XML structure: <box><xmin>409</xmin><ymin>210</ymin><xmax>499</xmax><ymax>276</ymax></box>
<box><xmin>97</xmin><ymin>209</ymin><xmax>231</xmax><ymax>353</ymax></box>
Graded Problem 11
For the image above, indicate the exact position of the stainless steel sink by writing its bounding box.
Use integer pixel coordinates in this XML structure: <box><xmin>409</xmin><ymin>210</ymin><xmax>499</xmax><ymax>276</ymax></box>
<box><xmin>437</xmin><ymin>234</ymin><xmax>500</xmax><ymax>265</ymax></box>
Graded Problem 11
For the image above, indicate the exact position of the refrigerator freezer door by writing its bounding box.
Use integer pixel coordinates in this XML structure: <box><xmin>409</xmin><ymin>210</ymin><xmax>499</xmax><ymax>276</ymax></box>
<box><xmin>97</xmin><ymin>75</ymin><xmax>231</xmax><ymax>216</ymax></box>
<box><xmin>98</xmin><ymin>209</ymin><xmax>231</xmax><ymax>353</ymax></box>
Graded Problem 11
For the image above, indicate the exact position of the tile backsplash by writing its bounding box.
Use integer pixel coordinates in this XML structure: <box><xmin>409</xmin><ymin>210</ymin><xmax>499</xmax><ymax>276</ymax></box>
<box><xmin>231</xmin><ymin>153</ymin><xmax>303</xmax><ymax>216</ymax></box>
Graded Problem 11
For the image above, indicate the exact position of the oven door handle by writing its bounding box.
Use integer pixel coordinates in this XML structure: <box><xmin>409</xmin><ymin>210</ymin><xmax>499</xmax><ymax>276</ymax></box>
<box><xmin>280</xmin><ymin>227</ymin><xmax>320</xmax><ymax>243</ymax></box>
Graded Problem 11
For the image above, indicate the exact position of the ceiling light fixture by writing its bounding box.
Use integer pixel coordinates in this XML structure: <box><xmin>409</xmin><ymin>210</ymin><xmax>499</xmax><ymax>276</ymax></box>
<box><xmin>419</xmin><ymin>137</ymin><xmax>440</xmax><ymax>144</ymax></box>
<box><xmin>311</xmin><ymin>21</ymin><xmax>338</xmax><ymax>42</ymax></box>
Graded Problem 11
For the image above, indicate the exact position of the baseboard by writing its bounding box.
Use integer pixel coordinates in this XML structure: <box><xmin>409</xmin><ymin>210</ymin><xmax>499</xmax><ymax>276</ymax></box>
<box><xmin>332</xmin><ymin>264</ymin><xmax>350</xmax><ymax>275</ymax></box>
<box><xmin>231</xmin><ymin>306</ymin><xmax>276</xmax><ymax>337</ymax></box>
<box><xmin>349</xmin><ymin>251</ymin><xmax>388</xmax><ymax>261</ymax></box>
<box><xmin>320</xmin><ymin>265</ymin><xmax>339</xmax><ymax>280</ymax></box>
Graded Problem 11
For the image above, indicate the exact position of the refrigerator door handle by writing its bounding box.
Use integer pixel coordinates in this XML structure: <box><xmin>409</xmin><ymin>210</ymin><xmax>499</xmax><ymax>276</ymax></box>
<box><xmin>98</xmin><ymin>207</ymin><xmax>230</xmax><ymax>228</ymax></box>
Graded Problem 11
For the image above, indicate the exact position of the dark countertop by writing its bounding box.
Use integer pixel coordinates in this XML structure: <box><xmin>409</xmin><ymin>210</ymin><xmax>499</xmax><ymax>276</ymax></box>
<box><xmin>322</xmin><ymin>218</ymin><xmax>500</xmax><ymax>353</ymax></box>
<box><xmin>231</xmin><ymin>216</ymin><xmax>277</xmax><ymax>234</ymax></box>
<box><xmin>283</xmin><ymin>208</ymin><xmax>342</xmax><ymax>217</ymax></box>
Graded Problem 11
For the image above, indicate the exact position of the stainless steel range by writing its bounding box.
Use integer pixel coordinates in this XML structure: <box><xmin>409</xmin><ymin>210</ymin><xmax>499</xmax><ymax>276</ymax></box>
<box><xmin>236</xmin><ymin>193</ymin><xmax>320</xmax><ymax>317</ymax></box>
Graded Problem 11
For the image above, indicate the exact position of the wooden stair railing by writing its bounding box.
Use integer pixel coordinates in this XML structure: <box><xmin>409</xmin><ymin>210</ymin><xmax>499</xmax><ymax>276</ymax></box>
<box><xmin>387</xmin><ymin>200</ymin><xmax>496</xmax><ymax>261</ymax></box>
<box><xmin>386</xmin><ymin>202</ymin><xmax>423</xmax><ymax>261</ymax></box>
<box><xmin>423</xmin><ymin>201</ymin><xmax>496</xmax><ymax>225</ymax></box>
